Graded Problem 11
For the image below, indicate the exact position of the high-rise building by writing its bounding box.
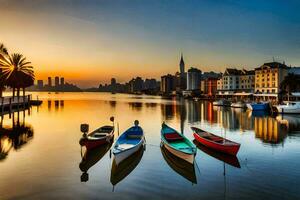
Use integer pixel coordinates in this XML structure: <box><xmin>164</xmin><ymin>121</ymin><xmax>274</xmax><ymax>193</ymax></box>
<box><xmin>60</xmin><ymin>77</ymin><xmax>65</xmax><ymax>86</ymax></box>
<box><xmin>111</xmin><ymin>78</ymin><xmax>116</xmax><ymax>86</ymax></box>
<box><xmin>161</xmin><ymin>74</ymin><xmax>175</xmax><ymax>94</ymax></box>
<box><xmin>37</xmin><ymin>80</ymin><xmax>43</xmax><ymax>89</ymax></box>
<box><xmin>55</xmin><ymin>76</ymin><xmax>60</xmax><ymax>87</ymax></box>
<box><xmin>48</xmin><ymin>77</ymin><xmax>52</xmax><ymax>87</ymax></box>
<box><xmin>187</xmin><ymin>67</ymin><xmax>202</xmax><ymax>91</ymax></box>
<box><xmin>129</xmin><ymin>77</ymin><xmax>144</xmax><ymax>93</ymax></box>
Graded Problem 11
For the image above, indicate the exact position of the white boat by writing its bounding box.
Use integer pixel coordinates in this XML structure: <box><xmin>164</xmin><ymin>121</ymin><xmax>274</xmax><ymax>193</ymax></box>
<box><xmin>112</xmin><ymin>121</ymin><xmax>145</xmax><ymax>165</ymax></box>
<box><xmin>276</xmin><ymin>101</ymin><xmax>300</xmax><ymax>114</ymax></box>
<box><xmin>231</xmin><ymin>101</ymin><xmax>246</xmax><ymax>108</ymax></box>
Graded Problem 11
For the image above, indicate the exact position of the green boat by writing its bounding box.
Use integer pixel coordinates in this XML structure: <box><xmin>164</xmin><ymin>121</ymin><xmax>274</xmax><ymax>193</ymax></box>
<box><xmin>161</xmin><ymin>123</ymin><xmax>196</xmax><ymax>164</ymax></box>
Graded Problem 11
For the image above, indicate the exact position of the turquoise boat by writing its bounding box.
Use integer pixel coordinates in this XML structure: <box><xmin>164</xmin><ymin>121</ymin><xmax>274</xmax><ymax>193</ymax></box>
<box><xmin>161</xmin><ymin>123</ymin><xmax>196</xmax><ymax>164</ymax></box>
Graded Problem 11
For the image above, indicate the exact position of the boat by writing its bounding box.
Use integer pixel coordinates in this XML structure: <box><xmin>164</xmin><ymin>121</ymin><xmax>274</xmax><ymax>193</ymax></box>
<box><xmin>112</xmin><ymin>120</ymin><xmax>145</xmax><ymax>165</ymax></box>
<box><xmin>79</xmin><ymin>117</ymin><xmax>115</xmax><ymax>151</ymax></box>
<box><xmin>110</xmin><ymin>144</ymin><xmax>144</xmax><ymax>186</ymax></box>
<box><xmin>191</xmin><ymin>127</ymin><xmax>240</xmax><ymax>155</ymax></box>
<box><xmin>213</xmin><ymin>99</ymin><xmax>231</xmax><ymax>107</ymax></box>
<box><xmin>79</xmin><ymin>140</ymin><xmax>113</xmax><ymax>182</ymax></box>
<box><xmin>231</xmin><ymin>101</ymin><xmax>246</xmax><ymax>108</ymax></box>
<box><xmin>275</xmin><ymin>101</ymin><xmax>300</xmax><ymax>114</ymax></box>
<box><xmin>161</xmin><ymin>123</ymin><xmax>196</xmax><ymax>164</ymax></box>
<box><xmin>193</xmin><ymin>140</ymin><xmax>240</xmax><ymax>168</ymax></box>
<box><xmin>247</xmin><ymin>102</ymin><xmax>270</xmax><ymax>111</ymax></box>
<box><xmin>161</xmin><ymin>145</ymin><xmax>197</xmax><ymax>184</ymax></box>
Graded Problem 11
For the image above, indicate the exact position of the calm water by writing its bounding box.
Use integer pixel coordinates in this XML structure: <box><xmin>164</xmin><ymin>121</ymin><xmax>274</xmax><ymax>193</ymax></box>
<box><xmin>0</xmin><ymin>92</ymin><xmax>300</xmax><ymax>200</ymax></box>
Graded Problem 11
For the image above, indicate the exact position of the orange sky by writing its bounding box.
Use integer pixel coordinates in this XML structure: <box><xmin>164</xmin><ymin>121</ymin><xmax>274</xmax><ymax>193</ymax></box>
<box><xmin>1</xmin><ymin>1</ymin><xmax>299</xmax><ymax>88</ymax></box>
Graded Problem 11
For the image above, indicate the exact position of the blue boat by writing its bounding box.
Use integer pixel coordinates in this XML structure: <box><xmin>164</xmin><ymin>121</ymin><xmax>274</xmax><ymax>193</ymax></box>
<box><xmin>247</xmin><ymin>102</ymin><xmax>270</xmax><ymax>111</ymax></box>
<box><xmin>112</xmin><ymin>120</ymin><xmax>145</xmax><ymax>165</ymax></box>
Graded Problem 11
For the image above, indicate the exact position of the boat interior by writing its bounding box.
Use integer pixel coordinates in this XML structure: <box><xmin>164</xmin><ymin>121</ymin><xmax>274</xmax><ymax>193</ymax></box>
<box><xmin>91</xmin><ymin>126</ymin><xmax>113</xmax><ymax>137</ymax></box>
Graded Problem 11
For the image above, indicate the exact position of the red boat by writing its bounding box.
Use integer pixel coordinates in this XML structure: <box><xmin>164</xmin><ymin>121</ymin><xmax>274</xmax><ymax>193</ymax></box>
<box><xmin>191</xmin><ymin>127</ymin><xmax>240</xmax><ymax>155</ymax></box>
<box><xmin>79</xmin><ymin>118</ymin><xmax>115</xmax><ymax>151</ymax></box>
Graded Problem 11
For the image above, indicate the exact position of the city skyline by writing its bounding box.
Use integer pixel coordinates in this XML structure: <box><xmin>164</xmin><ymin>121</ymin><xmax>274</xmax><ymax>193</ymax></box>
<box><xmin>1</xmin><ymin>0</ymin><xmax>300</xmax><ymax>87</ymax></box>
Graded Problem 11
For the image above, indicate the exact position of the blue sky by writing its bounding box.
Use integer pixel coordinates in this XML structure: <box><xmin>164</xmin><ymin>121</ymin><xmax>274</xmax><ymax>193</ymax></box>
<box><xmin>1</xmin><ymin>0</ymin><xmax>299</xmax><ymax>87</ymax></box>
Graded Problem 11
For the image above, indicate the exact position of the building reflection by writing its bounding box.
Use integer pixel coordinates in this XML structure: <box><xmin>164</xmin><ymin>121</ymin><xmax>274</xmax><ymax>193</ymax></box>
<box><xmin>0</xmin><ymin>113</ymin><xmax>34</xmax><ymax>161</ymax></box>
<box><xmin>128</xmin><ymin>102</ymin><xmax>143</xmax><ymax>111</ymax></box>
<box><xmin>47</xmin><ymin>100</ymin><xmax>65</xmax><ymax>111</ymax></box>
<box><xmin>254</xmin><ymin>116</ymin><xmax>287</xmax><ymax>144</ymax></box>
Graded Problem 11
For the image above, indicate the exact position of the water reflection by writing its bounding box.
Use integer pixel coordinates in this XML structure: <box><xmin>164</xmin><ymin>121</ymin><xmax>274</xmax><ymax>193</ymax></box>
<box><xmin>161</xmin><ymin>145</ymin><xmax>197</xmax><ymax>184</ymax></box>
<box><xmin>193</xmin><ymin>140</ymin><xmax>241</xmax><ymax>168</ymax></box>
<box><xmin>79</xmin><ymin>140</ymin><xmax>113</xmax><ymax>182</ymax></box>
<box><xmin>0</xmin><ymin>115</ymin><xmax>34</xmax><ymax>161</ymax></box>
<box><xmin>47</xmin><ymin>100</ymin><xmax>65</xmax><ymax>112</ymax></box>
<box><xmin>110</xmin><ymin>146</ymin><xmax>144</xmax><ymax>187</ymax></box>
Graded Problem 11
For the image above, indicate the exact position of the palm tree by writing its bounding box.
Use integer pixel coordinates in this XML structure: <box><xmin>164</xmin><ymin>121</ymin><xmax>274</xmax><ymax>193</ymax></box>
<box><xmin>0</xmin><ymin>53</ymin><xmax>34</xmax><ymax>98</ymax></box>
<box><xmin>0</xmin><ymin>43</ymin><xmax>9</xmax><ymax>97</ymax></box>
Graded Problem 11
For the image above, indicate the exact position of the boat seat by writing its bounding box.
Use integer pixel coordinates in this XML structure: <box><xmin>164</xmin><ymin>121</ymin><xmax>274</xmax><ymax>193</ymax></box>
<box><xmin>165</xmin><ymin>133</ymin><xmax>183</xmax><ymax>141</ymax></box>
<box><xmin>93</xmin><ymin>133</ymin><xmax>107</xmax><ymax>137</ymax></box>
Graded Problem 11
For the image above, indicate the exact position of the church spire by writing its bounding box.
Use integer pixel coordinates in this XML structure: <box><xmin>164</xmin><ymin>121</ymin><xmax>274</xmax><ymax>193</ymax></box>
<box><xmin>179</xmin><ymin>53</ymin><xmax>185</xmax><ymax>75</ymax></box>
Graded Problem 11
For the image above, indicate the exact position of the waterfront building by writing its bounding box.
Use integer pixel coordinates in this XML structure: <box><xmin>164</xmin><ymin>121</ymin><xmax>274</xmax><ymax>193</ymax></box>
<box><xmin>217</xmin><ymin>78</ymin><xmax>223</xmax><ymax>91</ymax></box>
<box><xmin>254</xmin><ymin>62</ymin><xmax>289</xmax><ymax>99</ymax></box>
<box><xmin>129</xmin><ymin>77</ymin><xmax>144</xmax><ymax>93</ymax></box>
<box><xmin>217</xmin><ymin>68</ymin><xmax>254</xmax><ymax>95</ymax></box>
<box><xmin>201</xmin><ymin>77</ymin><xmax>219</xmax><ymax>96</ymax></box>
<box><xmin>161</xmin><ymin>74</ymin><xmax>175</xmax><ymax>94</ymax></box>
<box><xmin>144</xmin><ymin>78</ymin><xmax>157</xmax><ymax>90</ymax></box>
<box><xmin>48</xmin><ymin>77</ymin><xmax>52</xmax><ymax>87</ymax></box>
<box><xmin>55</xmin><ymin>76</ymin><xmax>60</xmax><ymax>87</ymax></box>
<box><xmin>60</xmin><ymin>77</ymin><xmax>65</xmax><ymax>86</ymax></box>
<box><xmin>239</xmin><ymin>69</ymin><xmax>255</xmax><ymax>93</ymax></box>
<box><xmin>218</xmin><ymin>68</ymin><xmax>242</xmax><ymax>94</ymax></box>
<box><xmin>186</xmin><ymin>67</ymin><xmax>202</xmax><ymax>91</ymax></box>
<box><xmin>37</xmin><ymin>80</ymin><xmax>43</xmax><ymax>90</ymax></box>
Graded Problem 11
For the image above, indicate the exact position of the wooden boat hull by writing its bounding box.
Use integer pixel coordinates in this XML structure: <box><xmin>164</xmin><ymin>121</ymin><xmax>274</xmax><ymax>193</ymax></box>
<box><xmin>162</xmin><ymin>141</ymin><xmax>195</xmax><ymax>164</ymax></box>
<box><xmin>161</xmin><ymin>145</ymin><xmax>197</xmax><ymax>183</ymax></box>
<box><xmin>79</xmin><ymin>125</ymin><xmax>114</xmax><ymax>151</ymax></box>
<box><xmin>193</xmin><ymin>133</ymin><xmax>240</xmax><ymax>155</ymax></box>
<box><xmin>111</xmin><ymin>145</ymin><xmax>144</xmax><ymax>186</ymax></box>
<box><xmin>193</xmin><ymin>140</ymin><xmax>240</xmax><ymax>168</ymax></box>
<box><xmin>113</xmin><ymin>140</ymin><xmax>144</xmax><ymax>165</ymax></box>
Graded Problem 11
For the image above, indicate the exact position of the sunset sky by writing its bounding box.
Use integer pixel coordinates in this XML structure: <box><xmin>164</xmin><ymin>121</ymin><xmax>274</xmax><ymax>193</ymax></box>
<box><xmin>1</xmin><ymin>0</ymin><xmax>300</xmax><ymax>88</ymax></box>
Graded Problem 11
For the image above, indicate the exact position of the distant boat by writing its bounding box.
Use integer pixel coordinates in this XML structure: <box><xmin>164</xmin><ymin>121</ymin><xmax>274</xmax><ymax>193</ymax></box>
<box><xmin>110</xmin><ymin>144</ymin><xmax>144</xmax><ymax>186</ymax></box>
<box><xmin>191</xmin><ymin>127</ymin><xmax>240</xmax><ymax>155</ymax></box>
<box><xmin>79</xmin><ymin>141</ymin><xmax>113</xmax><ymax>182</ymax></box>
<box><xmin>79</xmin><ymin>117</ymin><xmax>115</xmax><ymax>151</ymax></box>
<box><xmin>231</xmin><ymin>101</ymin><xmax>246</xmax><ymax>108</ymax></box>
<box><xmin>161</xmin><ymin>123</ymin><xmax>196</xmax><ymax>164</ymax></box>
<box><xmin>275</xmin><ymin>101</ymin><xmax>300</xmax><ymax>114</ymax></box>
<box><xmin>160</xmin><ymin>145</ymin><xmax>197</xmax><ymax>184</ymax></box>
<box><xmin>193</xmin><ymin>140</ymin><xmax>240</xmax><ymax>168</ymax></box>
<box><xmin>213</xmin><ymin>99</ymin><xmax>231</xmax><ymax>107</ymax></box>
<box><xmin>247</xmin><ymin>102</ymin><xmax>270</xmax><ymax>111</ymax></box>
<box><xmin>112</xmin><ymin>120</ymin><xmax>145</xmax><ymax>165</ymax></box>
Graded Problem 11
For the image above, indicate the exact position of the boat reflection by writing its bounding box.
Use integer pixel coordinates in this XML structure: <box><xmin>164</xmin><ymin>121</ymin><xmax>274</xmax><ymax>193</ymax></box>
<box><xmin>0</xmin><ymin>123</ymin><xmax>34</xmax><ymax>161</ymax></box>
<box><xmin>110</xmin><ymin>145</ymin><xmax>144</xmax><ymax>187</ymax></box>
<box><xmin>276</xmin><ymin>115</ymin><xmax>300</xmax><ymax>133</ymax></box>
<box><xmin>160</xmin><ymin>144</ymin><xmax>197</xmax><ymax>184</ymax></box>
<box><xmin>193</xmin><ymin>140</ymin><xmax>241</xmax><ymax>168</ymax></box>
<box><xmin>79</xmin><ymin>140</ymin><xmax>113</xmax><ymax>182</ymax></box>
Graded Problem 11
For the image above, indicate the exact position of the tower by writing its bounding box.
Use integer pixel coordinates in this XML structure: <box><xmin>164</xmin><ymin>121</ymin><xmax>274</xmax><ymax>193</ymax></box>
<box><xmin>179</xmin><ymin>53</ymin><xmax>185</xmax><ymax>76</ymax></box>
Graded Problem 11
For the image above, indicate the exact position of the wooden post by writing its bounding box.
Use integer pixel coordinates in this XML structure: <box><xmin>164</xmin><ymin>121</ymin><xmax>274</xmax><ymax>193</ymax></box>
<box><xmin>1</xmin><ymin>97</ymin><xmax>3</xmax><ymax>114</ymax></box>
<box><xmin>9</xmin><ymin>97</ymin><xmax>12</xmax><ymax>113</ymax></box>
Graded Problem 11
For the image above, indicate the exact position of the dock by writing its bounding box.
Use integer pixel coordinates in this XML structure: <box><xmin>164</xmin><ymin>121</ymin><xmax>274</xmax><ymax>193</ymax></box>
<box><xmin>0</xmin><ymin>95</ymin><xmax>41</xmax><ymax>116</ymax></box>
